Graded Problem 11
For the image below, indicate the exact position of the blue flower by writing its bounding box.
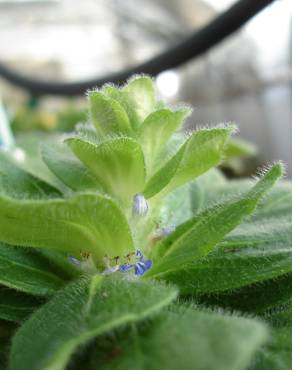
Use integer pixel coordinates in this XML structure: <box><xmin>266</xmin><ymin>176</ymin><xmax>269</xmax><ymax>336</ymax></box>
<box><xmin>119</xmin><ymin>263</ymin><xmax>133</xmax><ymax>272</ymax></box>
<box><xmin>119</xmin><ymin>250</ymin><xmax>152</xmax><ymax>276</ymax></box>
<box><xmin>135</xmin><ymin>260</ymin><xmax>152</xmax><ymax>276</ymax></box>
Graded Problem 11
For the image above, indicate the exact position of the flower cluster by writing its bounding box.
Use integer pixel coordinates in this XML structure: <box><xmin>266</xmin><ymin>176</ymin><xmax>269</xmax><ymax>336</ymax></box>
<box><xmin>102</xmin><ymin>250</ymin><xmax>152</xmax><ymax>276</ymax></box>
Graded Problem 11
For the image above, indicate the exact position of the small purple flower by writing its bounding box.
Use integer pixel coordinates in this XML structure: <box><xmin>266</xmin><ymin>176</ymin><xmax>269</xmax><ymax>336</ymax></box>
<box><xmin>119</xmin><ymin>263</ymin><xmax>133</xmax><ymax>272</ymax></box>
<box><xmin>132</xmin><ymin>194</ymin><xmax>149</xmax><ymax>217</ymax></box>
<box><xmin>135</xmin><ymin>260</ymin><xmax>152</xmax><ymax>276</ymax></box>
<box><xmin>119</xmin><ymin>250</ymin><xmax>152</xmax><ymax>276</ymax></box>
<box><xmin>135</xmin><ymin>250</ymin><xmax>143</xmax><ymax>259</ymax></box>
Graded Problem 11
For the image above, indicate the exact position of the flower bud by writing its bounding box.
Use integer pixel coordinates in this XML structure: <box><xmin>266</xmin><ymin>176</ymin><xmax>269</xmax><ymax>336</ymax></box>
<box><xmin>132</xmin><ymin>193</ymin><xmax>149</xmax><ymax>217</ymax></box>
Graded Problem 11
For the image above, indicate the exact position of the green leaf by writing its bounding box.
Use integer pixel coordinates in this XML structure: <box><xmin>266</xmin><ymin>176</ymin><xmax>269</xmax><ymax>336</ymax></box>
<box><xmin>163</xmin><ymin>210</ymin><xmax>292</xmax><ymax>295</ymax></box>
<box><xmin>158</xmin><ymin>183</ymin><xmax>193</xmax><ymax>227</ymax></box>
<box><xmin>122</xmin><ymin>76</ymin><xmax>156</xmax><ymax>128</ymax></box>
<box><xmin>0</xmin><ymin>152</ymin><xmax>61</xmax><ymax>199</ymax></box>
<box><xmin>138</xmin><ymin>108</ymin><xmax>191</xmax><ymax>171</ymax></box>
<box><xmin>250</xmin><ymin>309</ymin><xmax>292</xmax><ymax>370</ymax></box>
<box><xmin>88</xmin><ymin>91</ymin><xmax>132</xmax><ymax>136</ymax></box>
<box><xmin>66</xmin><ymin>137</ymin><xmax>146</xmax><ymax>203</ymax></box>
<box><xmin>88</xmin><ymin>307</ymin><xmax>268</xmax><ymax>370</ymax></box>
<box><xmin>189</xmin><ymin>168</ymin><xmax>227</xmax><ymax>214</ymax></box>
<box><xmin>143</xmin><ymin>127</ymin><xmax>234</xmax><ymax>198</ymax></box>
<box><xmin>10</xmin><ymin>275</ymin><xmax>177</xmax><ymax>370</ymax></box>
<box><xmin>0</xmin><ymin>193</ymin><xmax>134</xmax><ymax>260</ymax></box>
<box><xmin>198</xmin><ymin>272</ymin><xmax>292</xmax><ymax>315</ymax></box>
<box><xmin>147</xmin><ymin>162</ymin><xmax>283</xmax><ymax>278</ymax></box>
<box><xmin>0</xmin><ymin>244</ymin><xmax>65</xmax><ymax>296</ymax></box>
<box><xmin>15</xmin><ymin>133</ymin><xmax>66</xmax><ymax>191</ymax></box>
<box><xmin>0</xmin><ymin>287</ymin><xmax>42</xmax><ymax>323</ymax></box>
<box><xmin>174</xmin><ymin>180</ymin><xmax>292</xmax><ymax>297</ymax></box>
<box><xmin>0</xmin><ymin>321</ymin><xmax>13</xmax><ymax>370</ymax></box>
<box><xmin>224</xmin><ymin>138</ymin><xmax>257</xmax><ymax>160</ymax></box>
<box><xmin>41</xmin><ymin>142</ymin><xmax>100</xmax><ymax>191</ymax></box>
<box><xmin>103</xmin><ymin>76</ymin><xmax>155</xmax><ymax>130</ymax></box>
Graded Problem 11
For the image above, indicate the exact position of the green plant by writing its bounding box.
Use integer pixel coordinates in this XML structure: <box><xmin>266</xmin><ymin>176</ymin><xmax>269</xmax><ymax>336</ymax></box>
<box><xmin>0</xmin><ymin>75</ymin><xmax>292</xmax><ymax>370</ymax></box>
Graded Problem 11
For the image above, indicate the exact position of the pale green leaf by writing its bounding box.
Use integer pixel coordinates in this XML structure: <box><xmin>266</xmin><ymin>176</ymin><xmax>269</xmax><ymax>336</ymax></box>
<box><xmin>41</xmin><ymin>142</ymin><xmax>100</xmax><ymax>191</ymax></box>
<box><xmin>189</xmin><ymin>168</ymin><xmax>227</xmax><ymax>214</ymax></box>
<box><xmin>0</xmin><ymin>193</ymin><xmax>134</xmax><ymax>260</ymax></box>
<box><xmin>66</xmin><ymin>137</ymin><xmax>146</xmax><ymax>203</ymax></box>
<box><xmin>158</xmin><ymin>183</ymin><xmax>193</xmax><ymax>227</ymax></box>
<box><xmin>0</xmin><ymin>152</ymin><xmax>61</xmax><ymax>199</ymax></box>
<box><xmin>102</xmin><ymin>76</ymin><xmax>155</xmax><ymax>130</ymax></box>
<box><xmin>122</xmin><ymin>76</ymin><xmax>156</xmax><ymax>128</ymax></box>
<box><xmin>10</xmin><ymin>275</ymin><xmax>177</xmax><ymax>370</ymax></box>
<box><xmin>224</xmin><ymin>138</ymin><xmax>257</xmax><ymax>160</ymax></box>
<box><xmin>88</xmin><ymin>91</ymin><xmax>132</xmax><ymax>136</ymax></box>
<box><xmin>138</xmin><ymin>108</ymin><xmax>191</xmax><ymax>171</ymax></box>
<box><xmin>15</xmin><ymin>133</ymin><xmax>66</xmax><ymax>190</ymax></box>
<box><xmin>143</xmin><ymin>127</ymin><xmax>234</xmax><ymax>198</ymax></box>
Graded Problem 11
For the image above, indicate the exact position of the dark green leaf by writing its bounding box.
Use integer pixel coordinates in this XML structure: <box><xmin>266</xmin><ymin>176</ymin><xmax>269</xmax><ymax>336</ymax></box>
<box><xmin>0</xmin><ymin>287</ymin><xmax>42</xmax><ymax>323</ymax></box>
<box><xmin>88</xmin><ymin>306</ymin><xmax>268</xmax><ymax>370</ymax></box>
<box><xmin>0</xmin><ymin>244</ymin><xmax>65</xmax><ymax>296</ymax></box>
<box><xmin>147</xmin><ymin>163</ymin><xmax>283</xmax><ymax>278</ymax></box>
<box><xmin>10</xmin><ymin>275</ymin><xmax>177</xmax><ymax>370</ymax></box>
<box><xmin>198</xmin><ymin>273</ymin><xmax>292</xmax><ymax>315</ymax></box>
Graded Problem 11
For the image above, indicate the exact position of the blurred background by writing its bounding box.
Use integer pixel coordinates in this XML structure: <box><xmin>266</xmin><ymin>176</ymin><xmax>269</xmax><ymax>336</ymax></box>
<box><xmin>0</xmin><ymin>0</ymin><xmax>291</xmax><ymax>175</ymax></box>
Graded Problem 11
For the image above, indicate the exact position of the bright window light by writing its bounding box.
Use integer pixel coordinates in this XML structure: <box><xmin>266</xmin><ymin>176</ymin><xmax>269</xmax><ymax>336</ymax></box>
<box><xmin>156</xmin><ymin>70</ymin><xmax>180</xmax><ymax>98</ymax></box>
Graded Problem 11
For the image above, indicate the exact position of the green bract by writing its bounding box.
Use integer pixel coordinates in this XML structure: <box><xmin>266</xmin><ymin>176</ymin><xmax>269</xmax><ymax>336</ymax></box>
<box><xmin>0</xmin><ymin>75</ymin><xmax>291</xmax><ymax>370</ymax></box>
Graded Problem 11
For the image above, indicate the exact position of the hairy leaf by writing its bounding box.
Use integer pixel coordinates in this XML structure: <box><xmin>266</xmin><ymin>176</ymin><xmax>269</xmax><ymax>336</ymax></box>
<box><xmin>189</xmin><ymin>168</ymin><xmax>227</xmax><ymax>214</ymax></box>
<box><xmin>138</xmin><ymin>108</ymin><xmax>191</xmax><ymax>171</ymax></box>
<box><xmin>66</xmin><ymin>137</ymin><xmax>146</xmax><ymax>203</ymax></box>
<box><xmin>162</xmin><ymin>212</ymin><xmax>292</xmax><ymax>295</ymax></box>
<box><xmin>198</xmin><ymin>273</ymin><xmax>292</xmax><ymax>315</ymax></box>
<box><xmin>0</xmin><ymin>244</ymin><xmax>65</xmax><ymax>296</ymax></box>
<box><xmin>122</xmin><ymin>76</ymin><xmax>156</xmax><ymax>129</ymax></box>
<box><xmin>0</xmin><ymin>287</ymin><xmax>42</xmax><ymax>323</ymax></box>
<box><xmin>10</xmin><ymin>275</ymin><xmax>177</xmax><ymax>370</ymax></box>
<box><xmin>0</xmin><ymin>193</ymin><xmax>134</xmax><ymax>260</ymax></box>
<box><xmin>224</xmin><ymin>138</ymin><xmax>257</xmax><ymax>160</ymax></box>
<box><xmin>88</xmin><ymin>307</ymin><xmax>268</xmax><ymax>370</ymax></box>
<box><xmin>147</xmin><ymin>163</ymin><xmax>283</xmax><ymax>278</ymax></box>
<box><xmin>250</xmin><ymin>308</ymin><xmax>292</xmax><ymax>370</ymax></box>
<box><xmin>41</xmin><ymin>142</ymin><xmax>100</xmax><ymax>191</ymax></box>
<box><xmin>0</xmin><ymin>152</ymin><xmax>61</xmax><ymax>199</ymax></box>
<box><xmin>15</xmin><ymin>133</ymin><xmax>66</xmax><ymax>190</ymax></box>
<box><xmin>88</xmin><ymin>91</ymin><xmax>132</xmax><ymax>136</ymax></box>
<box><xmin>144</xmin><ymin>127</ymin><xmax>233</xmax><ymax>198</ymax></box>
<box><xmin>158</xmin><ymin>183</ymin><xmax>193</xmax><ymax>227</ymax></box>
<box><xmin>102</xmin><ymin>76</ymin><xmax>155</xmax><ymax>130</ymax></box>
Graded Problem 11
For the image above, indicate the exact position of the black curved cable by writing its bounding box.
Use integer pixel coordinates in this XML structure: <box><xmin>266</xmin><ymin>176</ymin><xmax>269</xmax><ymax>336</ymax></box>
<box><xmin>0</xmin><ymin>0</ymin><xmax>276</xmax><ymax>96</ymax></box>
